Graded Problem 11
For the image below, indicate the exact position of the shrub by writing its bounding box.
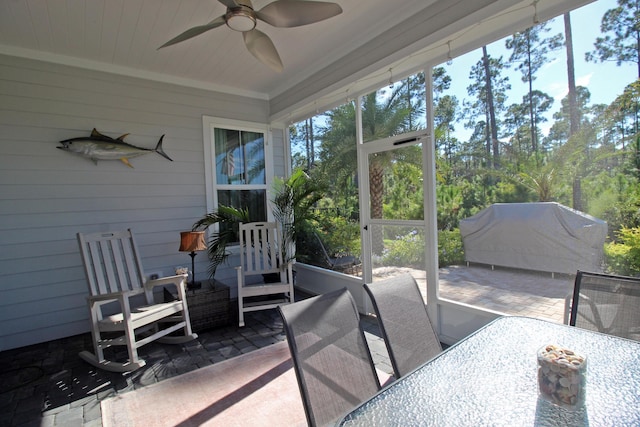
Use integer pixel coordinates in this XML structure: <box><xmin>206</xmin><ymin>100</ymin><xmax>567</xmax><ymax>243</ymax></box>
<box><xmin>378</xmin><ymin>228</ymin><xmax>465</xmax><ymax>268</ymax></box>
<box><xmin>381</xmin><ymin>230</ymin><xmax>424</xmax><ymax>268</ymax></box>
<box><xmin>604</xmin><ymin>227</ymin><xmax>640</xmax><ymax>276</ymax></box>
<box><xmin>318</xmin><ymin>215</ymin><xmax>360</xmax><ymax>257</ymax></box>
<box><xmin>438</xmin><ymin>229</ymin><xmax>465</xmax><ymax>266</ymax></box>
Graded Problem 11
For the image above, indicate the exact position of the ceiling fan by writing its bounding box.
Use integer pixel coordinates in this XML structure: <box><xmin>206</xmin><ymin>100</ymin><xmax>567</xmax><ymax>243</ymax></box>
<box><xmin>158</xmin><ymin>0</ymin><xmax>343</xmax><ymax>72</ymax></box>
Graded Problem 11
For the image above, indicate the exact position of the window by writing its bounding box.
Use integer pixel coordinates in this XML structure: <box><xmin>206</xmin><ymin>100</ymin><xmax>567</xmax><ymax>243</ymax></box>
<box><xmin>203</xmin><ymin>117</ymin><xmax>273</xmax><ymax>240</ymax></box>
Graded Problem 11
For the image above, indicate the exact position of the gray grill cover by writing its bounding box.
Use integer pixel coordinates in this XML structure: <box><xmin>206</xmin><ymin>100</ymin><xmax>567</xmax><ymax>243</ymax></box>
<box><xmin>459</xmin><ymin>203</ymin><xmax>607</xmax><ymax>274</ymax></box>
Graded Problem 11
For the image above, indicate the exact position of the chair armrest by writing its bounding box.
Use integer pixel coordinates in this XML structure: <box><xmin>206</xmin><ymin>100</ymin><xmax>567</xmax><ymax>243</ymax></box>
<box><xmin>144</xmin><ymin>274</ymin><xmax>188</xmax><ymax>291</ymax></box>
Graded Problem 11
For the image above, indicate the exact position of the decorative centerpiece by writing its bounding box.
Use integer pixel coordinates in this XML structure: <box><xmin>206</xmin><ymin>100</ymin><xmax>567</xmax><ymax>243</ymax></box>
<box><xmin>537</xmin><ymin>344</ymin><xmax>587</xmax><ymax>408</ymax></box>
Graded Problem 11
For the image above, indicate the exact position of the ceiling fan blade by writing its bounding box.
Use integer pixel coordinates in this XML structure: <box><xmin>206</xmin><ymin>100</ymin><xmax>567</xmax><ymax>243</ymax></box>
<box><xmin>158</xmin><ymin>16</ymin><xmax>226</xmax><ymax>49</ymax></box>
<box><xmin>256</xmin><ymin>1</ymin><xmax>342</xmax><ymax>28</ymax></box>
<box><xmin>243</xmin><ymin>29</ymin><xmax>283</xmax><ymax>72</ymax></box>
<box><xmin>217</xmin><ymin>0</ymin><xmax>238</xmax><ymax>8</ymax></box>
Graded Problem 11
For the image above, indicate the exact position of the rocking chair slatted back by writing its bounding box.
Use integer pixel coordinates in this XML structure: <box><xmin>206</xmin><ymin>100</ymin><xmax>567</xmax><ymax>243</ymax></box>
<box><xmin>78</xmin><ymin>229</ymin><xmax>145</xmax><ymax>296</ymax></box>
<box><xmin>239</xmin><ymin>222</ymin><xmax>281</xmax><ymax>277</ymax></box>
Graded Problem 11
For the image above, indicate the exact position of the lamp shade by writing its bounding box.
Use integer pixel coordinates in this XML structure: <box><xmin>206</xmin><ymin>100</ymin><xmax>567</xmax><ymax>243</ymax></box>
<box><xmin>179</xmin><ymin>231</ymin><xmax>207</xmax><ymax>252</ymax></box>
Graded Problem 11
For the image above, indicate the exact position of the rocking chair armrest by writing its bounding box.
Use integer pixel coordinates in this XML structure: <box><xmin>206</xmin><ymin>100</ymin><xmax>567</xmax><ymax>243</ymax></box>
<box><xmin>144</xmin><ymin>274</ymin><xmax>188</xmax><ymax>291</ymax></box>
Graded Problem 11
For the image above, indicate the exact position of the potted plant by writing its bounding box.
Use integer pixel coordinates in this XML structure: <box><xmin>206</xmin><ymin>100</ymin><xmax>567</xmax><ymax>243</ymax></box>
<box><xmin>271</xmin><ymin>168</ymin><xmax>325</xmax><ymax>268</ymax></box>
<box><xmin>192</xmin><ymin>205</ymin><xmax>250</xmax><ymax>278</ymax></box>
<box><xmin>193</xmin><ymin>168</ymin><xmax>325</xmax><ymax>280</ymax></box>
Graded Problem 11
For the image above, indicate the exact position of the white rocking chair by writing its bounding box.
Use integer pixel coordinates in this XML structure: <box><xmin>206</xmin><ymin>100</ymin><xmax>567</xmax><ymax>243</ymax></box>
<box><xmin>77</xmin><ymin>229</ymin><xmax>197</xmax><ymax>372</ymax></box>
<box><xmin>236</xmin><ymin>222</ymin><xmax>295</xmax><ymax>327</ymax></box>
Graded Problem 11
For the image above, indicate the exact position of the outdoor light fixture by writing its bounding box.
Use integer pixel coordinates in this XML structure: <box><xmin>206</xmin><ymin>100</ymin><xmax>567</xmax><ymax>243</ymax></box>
<box><xmin>179</xmin><ymin>231</ymin><xmax>207</xmax><ymax>290</ymax></box>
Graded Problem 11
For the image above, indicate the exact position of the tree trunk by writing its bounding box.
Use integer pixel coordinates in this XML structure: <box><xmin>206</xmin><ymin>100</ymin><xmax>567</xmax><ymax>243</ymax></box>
<box><xmin>309</xmin><ymin>117</ymin><xmax>315</xmax><ymax>169</ymax></box>
<box><xmin>573</xmin><ymin>178</ymin><xmax>583</xmax><ymax>212</ymax></box>
<box><xmin>564</xmin><ymin>13</ymin><xmax>579</xmax><ymax>135</ymax></box>
<box><xmin>482</xmin><ymin>46</ymin><xmax>500</xmax><ymax>169</ymax></box>
<box><xmin>526</xmin><ymin>35</ymin><xmax>537</xmax><ymax>152</ymax></box>
<box><xmin>564</xmin><ymin>12</ymin><xmax>583</xmax><ymax>211</ymax></box>
<box><xmin>369</xmin><ymin>161</ymin><xmax>385</xmax><ymax>256</ymax></box>
<box><xmin>565</xmin><ymin>12</ymin><xmax>583</xmax><ymax>210</ymax></box>
<box><xmin>305</xmin><ymin>118</ymin><xmax>312</xmax><ymax>170</ymax></box>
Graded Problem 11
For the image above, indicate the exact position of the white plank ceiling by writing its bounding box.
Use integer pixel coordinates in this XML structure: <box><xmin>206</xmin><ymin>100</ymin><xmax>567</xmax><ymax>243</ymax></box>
<box><xmin>0</xmin><ymin>0</ymin><xmax>430</xmax><ymax>97</ymax></box>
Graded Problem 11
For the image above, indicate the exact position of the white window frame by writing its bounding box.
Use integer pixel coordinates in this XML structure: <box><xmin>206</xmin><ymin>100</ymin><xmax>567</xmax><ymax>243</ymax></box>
<box><xmin>202</xmin><ymin>116</ymin><xmax>275</xmax><ymax>233</ymax></box>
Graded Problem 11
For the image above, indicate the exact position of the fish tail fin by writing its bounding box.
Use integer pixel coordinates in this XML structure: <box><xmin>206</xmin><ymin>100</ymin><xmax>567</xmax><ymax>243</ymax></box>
<box><xmin>154</xmin><ymin>135</ymin><xmax>173</xmax><ymax>161</ymax></box>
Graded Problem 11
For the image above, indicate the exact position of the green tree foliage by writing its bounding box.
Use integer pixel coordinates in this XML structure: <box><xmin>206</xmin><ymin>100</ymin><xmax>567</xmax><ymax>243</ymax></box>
<box><xmin>510</xmin><ymin>90</ymin><xmax>555</xmax><ymax>154</ymax></box>
<box><xmin>545</xmin><ymin>87</ymin><xmax>593</xmax><ymax>149</ymax></box>
<box><xmin>464</xmin><ymin>50</ymin><xmax>510</xmax><ymax>168</ymax></box>
<box><xmin>505</xmin><ymin>23</ymin><xmax>564</xmax><ymax>151</ymax></box>
<box><xmin>512</xmin><ymin>156</ymin><xmax>560</xmax><ymax>202</ymax></box>
<box><xmin>316</xmin><ymin>76</ymin><xmax>426</xmax><ymax>255</ymax></box>
<box><xmin>585</xmin><ymin>0</ymin><xmax>640</xmax><ymax>77</ymax></box>
<box><xmin>435</xmin><ymin>94</ymin><xmax>459</xmax><ymax>165</ymax></box>
<box><xmin>606</xmin><ymin>80</ymin><xmax>640</xmax><ymax>177</ymax></box>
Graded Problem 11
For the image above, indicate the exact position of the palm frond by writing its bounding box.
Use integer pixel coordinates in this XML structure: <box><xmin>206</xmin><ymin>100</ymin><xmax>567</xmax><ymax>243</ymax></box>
<box><xmin>192</xmin><ymin>205</ymin><xmax>250</xmax><ymax>277</ymax></box>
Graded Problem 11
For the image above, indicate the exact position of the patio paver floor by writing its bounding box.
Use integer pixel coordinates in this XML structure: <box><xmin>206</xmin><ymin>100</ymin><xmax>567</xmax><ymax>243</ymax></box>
<box><xmin>438</xmin><ymin>264</ymin><xmax>574</xmax><ymax>323</ymax></box>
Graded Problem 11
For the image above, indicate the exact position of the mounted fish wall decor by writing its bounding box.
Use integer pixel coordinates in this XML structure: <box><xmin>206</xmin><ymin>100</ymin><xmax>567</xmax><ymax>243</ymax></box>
<box><xmin>58</xmin><ymin>128</ymin><xmax>172</xmax><ymax>168</ymax></box>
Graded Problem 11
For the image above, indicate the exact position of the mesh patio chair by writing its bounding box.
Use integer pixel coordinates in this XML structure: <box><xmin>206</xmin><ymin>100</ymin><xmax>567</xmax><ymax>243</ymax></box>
<box><xmin>569</xmin><ymin>270</ymin><xmax>640</xmax><ymax>341</ymax></box>
<box><xmin>364</xmin><ymin>274</ymin><xmax>442</xmax><ymax>378</ymax></box>
<box><xmin>278</xmin><ymin>288</ymin><xmax>381</xmax><ymax>427</ymax></box>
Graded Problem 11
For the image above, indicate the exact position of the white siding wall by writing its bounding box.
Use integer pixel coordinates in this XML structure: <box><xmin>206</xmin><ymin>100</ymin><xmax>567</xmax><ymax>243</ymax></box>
<box><xmin>0</xmin><ymin>54</ymin><xmax>285</xmax><ymax>351</ymax></box>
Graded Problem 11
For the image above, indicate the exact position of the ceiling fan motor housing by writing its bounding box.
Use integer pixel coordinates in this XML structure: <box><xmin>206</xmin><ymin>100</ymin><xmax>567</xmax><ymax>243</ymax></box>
<box><xmin>226</xmin><ymin>4</ymin><xmax>257</xmax><ymax>32</ymax></box>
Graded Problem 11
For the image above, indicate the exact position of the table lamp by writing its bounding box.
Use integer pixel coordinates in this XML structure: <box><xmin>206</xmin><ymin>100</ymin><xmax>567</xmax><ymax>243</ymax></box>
<box><xmin>179</xmin><ymin>231</ymin><xmax>207</xmax><ymax>290</ymax></box>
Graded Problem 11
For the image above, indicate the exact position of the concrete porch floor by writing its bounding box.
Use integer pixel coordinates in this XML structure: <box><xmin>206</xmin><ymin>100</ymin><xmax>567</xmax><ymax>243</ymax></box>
<box><xmin>0</xmin><ymin>265</ymin><xmax>575</xmax><ymax>426</ymax></box>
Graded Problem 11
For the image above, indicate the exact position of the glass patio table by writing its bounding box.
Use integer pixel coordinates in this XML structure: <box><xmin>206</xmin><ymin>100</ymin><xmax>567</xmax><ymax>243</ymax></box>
<box><xmin>337</xmin><ymin>316</ymin><xmax>640</xmax><ymax>426</ymax></box>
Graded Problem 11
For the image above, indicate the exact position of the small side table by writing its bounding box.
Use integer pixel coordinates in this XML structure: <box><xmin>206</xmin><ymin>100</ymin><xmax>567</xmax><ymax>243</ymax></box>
<box><xmin>184</xmin><ymin>280</ymin><xmax>230</xmax><ymax>332</ymax></box>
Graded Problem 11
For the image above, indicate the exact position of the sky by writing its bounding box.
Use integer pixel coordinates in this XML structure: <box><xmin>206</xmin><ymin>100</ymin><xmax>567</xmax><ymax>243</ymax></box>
<box><xmin>441</xmin><ymin>0</ymin><xmax>637</xmax><ymax>139</ymax></box>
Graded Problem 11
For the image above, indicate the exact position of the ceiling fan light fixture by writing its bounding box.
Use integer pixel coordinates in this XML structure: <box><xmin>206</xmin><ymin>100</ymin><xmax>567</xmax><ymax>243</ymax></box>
<box><xmin>226</xmin><ymin>8</ymin><xmax>257</xmax><ymax>32</ymax></box>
